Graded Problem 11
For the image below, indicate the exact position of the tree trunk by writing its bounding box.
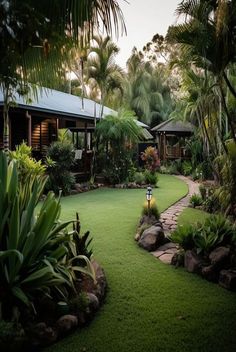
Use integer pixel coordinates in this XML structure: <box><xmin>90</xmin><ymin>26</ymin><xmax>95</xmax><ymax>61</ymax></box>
<box><xmin>219</xmin><ymin>83</ymin><xmax>236</xmax><ymax>143</ymax></box>
<box><xmin>223</xmin><ymin>71</ymin><xmax>236</xmax><ymax>100</ymax></box>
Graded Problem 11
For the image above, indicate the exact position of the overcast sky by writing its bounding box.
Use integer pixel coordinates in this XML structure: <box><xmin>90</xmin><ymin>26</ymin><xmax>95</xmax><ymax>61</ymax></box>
<box><xmin>114</xmin><ymin>0</ymin><xmax>180</xmax><ymax>68</ymax></box>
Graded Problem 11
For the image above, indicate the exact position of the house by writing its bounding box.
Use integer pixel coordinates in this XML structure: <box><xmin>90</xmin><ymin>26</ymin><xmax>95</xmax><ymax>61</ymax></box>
<box><xmin>0</xmin><ymin>87</ymin><xmax>153</xmax><ymax>176</ymax></box>
<box><xmin>151</xmin><ymin>117</ymin><xmax>194</xmax><ymax>160</ymax></box>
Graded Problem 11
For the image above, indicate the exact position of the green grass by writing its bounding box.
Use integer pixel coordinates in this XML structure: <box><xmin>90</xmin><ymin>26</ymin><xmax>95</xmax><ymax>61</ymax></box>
<box><xmin>178</xmin><ymin>208</ymin><xmax>211</xmax><ymax>226</ymax></box>
<box><xmin>46</xmin><ymin>175</ymin><xmax>236</xmax><ymax>352</ymax></box>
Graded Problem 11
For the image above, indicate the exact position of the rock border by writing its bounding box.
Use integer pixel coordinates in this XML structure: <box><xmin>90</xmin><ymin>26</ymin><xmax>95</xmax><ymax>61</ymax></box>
<box><xmin>8</xmin><ymin>260</ymin><xmax>107</xmax><ymax>351</ymax></box>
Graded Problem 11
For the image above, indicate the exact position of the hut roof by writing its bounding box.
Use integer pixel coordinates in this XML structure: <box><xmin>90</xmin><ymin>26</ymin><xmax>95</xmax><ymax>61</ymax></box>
<box><xmin>151</xmin><ymin>118</ymin><xmax>194</xmax><ymax>133</ymax></box>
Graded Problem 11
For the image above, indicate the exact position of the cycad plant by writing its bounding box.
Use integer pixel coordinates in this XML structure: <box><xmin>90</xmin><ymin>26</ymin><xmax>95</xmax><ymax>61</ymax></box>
<box><xmin>0</xmin><ymin>152</ymin><xmax>94</xmax><ymax>319</ymax></box>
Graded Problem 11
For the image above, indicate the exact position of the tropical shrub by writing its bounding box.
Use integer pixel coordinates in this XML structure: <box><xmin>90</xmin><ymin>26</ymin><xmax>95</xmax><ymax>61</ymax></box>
<box><xmin>8</xmin><ymin>142</ymin><xmax>46</xmax><ymax>178</ymax></box>
<box><xmin>194</xmin><ymin>215</ymin><xmax>236</xmax><ymax>255</ymax></box>
<box><xmin>71</xmin><ymin>213</ymin><xmax>93</xmax><ymax>259</ymax></box>
<box><xmin>133</xmin><ymin>171</ymin><xmax>145</xmax><ymax>185</ymax></box>
<box><xmin>142</xmin><ymin>197</ymin><xmax>160</xmax><ymax>220</ymax></box>
<box><xmin>46</xmin><ymin>140</ymin><xmax>75</xmax><ymax>194</ymax></box>
<box><xmin>141</xmin><ymin>146</ymin><xmax>160</xmax><ymax>172</ymax></box>
<box><xmin>144</xmin><ymin>170</ymin><xmax>159</xmax><ymax>186</ymax></box>
<box><xmin>199</xmin><ymin>184</ymin><xmax>207</xmax><ymax>201</ymax></box>
<box><xmin>0</xmin><ymin>152</ymin><xmax>94</xmax><ymax>320</ymax></box>
<box><xmin>170</xmin><ymin>224</ymin><xmax>196</xmax><ymax>251</ymax></box>
<box><xmin>182</xmin><ymin>160</ymin><xmax>192</xmax><ymax>176</ymax></box>
<box><xmin>190</xmin><ymin>193</ymin><xmax>203</xmax><ymax>208</ymax></box>
<box><xmin>171</xmin><ymin>214</ymin><xmax>236</xmax><ymax>256</ymax></box>
<box><xmin>213</xmin><ymin>140</ymin><xmax>236</xmax><ymax>216</ymax></box>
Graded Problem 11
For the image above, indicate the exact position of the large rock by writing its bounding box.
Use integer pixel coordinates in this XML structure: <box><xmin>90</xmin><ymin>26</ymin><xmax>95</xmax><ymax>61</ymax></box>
<box><xmin>138</xmin><ymin>225</ymin><xmax>164</xmax><ymax>251</ymax></box>
<box><xmin>219</xmin><ymin>269</ymin><xmax>236</xmax><ymax>291</ymax></box>
<box><xmin>30</xmin><ymin>322</ymin><xmax>58</xmax><ymax>346</ymax></box>
<box><xmin>201</xmin><ymin>265</ymin><xmax>219</xmax><ymax>282</ymax></box>
<box><xmin>79</xmin><ymin>260</ymin><xmax>107</xmax><ymax>302</ymax></box>
<box><xmin>209</xmin><ymin>247</ymin><xmax>230</xmax><ymax>266</ymax></box>
<box><xmin>139</xmin><ymin>215</ymin><xmax>161</xmax><ymax>227</ymax></box>
<box><xmin>87</xmin><ymin>292</ymin><xmax>100</xmax><ymax>312</ymax></box>
<box><xmin>56</xmin><ymin>315</ymin><xmax>78</xmax><ymax>334</ymax></box>
<box><xmin>184</xmin><ymin>250</ymin><xmax>202</xmax><ymax>274</ymax></box>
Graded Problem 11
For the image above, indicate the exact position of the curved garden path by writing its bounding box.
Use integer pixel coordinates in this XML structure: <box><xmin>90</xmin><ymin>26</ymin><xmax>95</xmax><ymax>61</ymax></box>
<box><xmin>160</xmin><ymin>175</ymin><xmax>200</xmax><ymax>234</ymax></box>
<box><xmin>151</xmin><ymin>176</ymin><xmax>200</xmax><ymax>264</ymax></box>
<box><xmin>46</xmin><ymin>175</ymin><xmax>236</xmax><ymax>352</ymax></box>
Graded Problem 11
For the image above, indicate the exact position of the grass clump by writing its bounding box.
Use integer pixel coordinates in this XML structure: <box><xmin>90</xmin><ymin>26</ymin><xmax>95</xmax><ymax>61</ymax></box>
<box><xmin>141</xmin><ymin>197</ymin><xmax>160</xmax><ymax>220</ymax></box>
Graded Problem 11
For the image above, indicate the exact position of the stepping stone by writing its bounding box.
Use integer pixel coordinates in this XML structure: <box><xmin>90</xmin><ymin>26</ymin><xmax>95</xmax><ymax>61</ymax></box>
<box><xmin>165</xmin><ymin>220</ymin><xmax>176</xmax><ymax>226</ymax></box>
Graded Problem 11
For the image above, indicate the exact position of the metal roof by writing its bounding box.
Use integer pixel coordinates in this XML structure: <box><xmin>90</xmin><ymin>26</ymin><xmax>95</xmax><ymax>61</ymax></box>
<box><xmin>151</xmin><ymin>117</ymin><xmax>194</xmax><ymax>133</ymax></box>
<box><xmin>0</xmin><ymin>87</ymin><xmax>115</xmax><ymax>120</ymax></box>
<box><xmin>0</xmin><ymin>86</ymin><xmax>150</xmax><ymax>129</ymax></box>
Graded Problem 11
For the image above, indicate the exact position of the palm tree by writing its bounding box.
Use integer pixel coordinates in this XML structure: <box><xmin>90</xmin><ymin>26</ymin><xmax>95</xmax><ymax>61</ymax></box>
<box><xmin>124</xmin><ymin>49</ymin><xmax>173</xmax><ymax>126</ymax></box>
<box><xmin>0</xmin><ymin>0</ymin><xmax>126</xmax><ymax>149</ymax></box>
<box><xmin>167</xmin><ymin>0</ymin><xmax>236</xmax><ymax>140</ymax></box>
<box><xmin>87</xmin><ymin>34</ymin><xmax>124</xmax><ymax>117</ymax></box>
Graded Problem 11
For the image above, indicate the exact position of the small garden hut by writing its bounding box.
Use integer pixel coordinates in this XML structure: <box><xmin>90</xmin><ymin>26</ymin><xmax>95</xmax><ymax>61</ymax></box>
<box><xmin>151</xmin><ymin>118</ymin><xmax>194</xmax><ymax>161</ymax></box>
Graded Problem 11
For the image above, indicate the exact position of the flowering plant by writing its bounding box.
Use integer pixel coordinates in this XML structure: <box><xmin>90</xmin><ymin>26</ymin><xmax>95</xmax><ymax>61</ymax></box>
<box><xmin>141</xmin><ymin>146</ymin><xmax>160</xmax><ymax>172</ymax></box>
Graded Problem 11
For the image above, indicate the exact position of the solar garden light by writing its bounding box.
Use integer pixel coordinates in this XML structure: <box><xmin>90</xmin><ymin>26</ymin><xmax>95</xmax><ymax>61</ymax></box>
<box><xmin>146</xmin><ymin>186</ymin><xmax>152</xmax><ymax>217</ymax></box>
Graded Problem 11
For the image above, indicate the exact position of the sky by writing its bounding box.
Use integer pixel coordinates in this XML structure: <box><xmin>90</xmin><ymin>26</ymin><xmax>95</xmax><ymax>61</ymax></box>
<box><xmin>114</xmin><ymin>0</ymin><xmax>180</xmax><ymax>68</ymax></box>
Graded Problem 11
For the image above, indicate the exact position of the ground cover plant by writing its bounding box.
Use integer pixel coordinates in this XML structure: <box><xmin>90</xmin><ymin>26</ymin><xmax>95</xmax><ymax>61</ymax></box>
<box><xmin>46</xmin><ymin>175</ymin><xmax>236</xmax><ymax>352</ymax></box>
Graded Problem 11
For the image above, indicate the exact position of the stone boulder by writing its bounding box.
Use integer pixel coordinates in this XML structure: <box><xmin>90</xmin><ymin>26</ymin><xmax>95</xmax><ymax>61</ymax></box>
<box><xmin>219</xmin><ymin>269</ymin><xmax>236</xmax><ymax>291</ymax></box>
<box><xmin>209</xmin><ymin>247</ymin><xmax>230</xmax><ymax>267</ymax></box>
<box><xmin>201</xmin><ymin>265</ymin><xmax>219</xmax><ymax>282</ymax></box>
<box><xmin>56</xmin><ymin>315</ymin><xmax>78</xmax><ymax>334</ymax></box>
<box><xmin>87</xmin><ymin>292</ymin><xmax>100</xmax><ymax>312</ymax></box>
<box><xmin>138</xmin><ymin>225</ymin><xmax>164</xmax><ymax>252</ymax></box>
<box><xmin>139</xmin><ymin>215</ymin><xmax>161</xmax><ymax>227</ymax></box>
<box><xmin>184</xmin><ymin>250</ymin><xmax>202</xmax><ymax>274</ymax></box>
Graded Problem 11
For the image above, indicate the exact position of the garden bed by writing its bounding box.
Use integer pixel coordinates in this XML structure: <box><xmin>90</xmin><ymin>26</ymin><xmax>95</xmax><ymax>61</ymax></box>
<box><xmin>0</xmin><ymin>260</ymin><xmax>107</xmax><ymax>351</ymax></box>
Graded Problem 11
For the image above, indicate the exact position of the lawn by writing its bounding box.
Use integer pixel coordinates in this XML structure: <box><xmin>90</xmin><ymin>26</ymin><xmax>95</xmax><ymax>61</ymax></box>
<box><xmin>46</xmin><ymin>174</ymin><xmax>236</xmax><ymax>352</ymax></box>
<box><xmin>178</xmin><ymin>208</ymin><xmax>211</xmax><ymax>226</ymax></box>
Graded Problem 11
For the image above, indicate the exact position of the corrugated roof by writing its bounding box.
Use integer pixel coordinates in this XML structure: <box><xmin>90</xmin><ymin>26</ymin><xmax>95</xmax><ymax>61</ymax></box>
<box><xmin>151</xmin><ymin>117</ymin><xmax>194</xmax><ymax>133</ymax></box>
<box><xmin>0</xmin><ymin>86</ymin><xmax>150</xmax><ymax>129</ymax></box>
<box><xmin>0</xmin><ymin>87</ymin><xmax>115</xmax><ymax>120</ymax></box>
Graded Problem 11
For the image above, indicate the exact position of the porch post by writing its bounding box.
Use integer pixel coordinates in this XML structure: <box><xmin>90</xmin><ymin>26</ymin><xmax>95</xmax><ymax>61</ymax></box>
<box><xmin>26</xmin><ymin>111</ymin><xmax>32</xmax><ymax>146</ymax></box>
<box><xmin>84</xmin><ymin>123</ymin><xmax>88</xmax><ymax>172</ymax></box>
<box><xmin>163</xmin><ymin>133</ymin><xmax>166</xmax><ymax>161</ymax></box>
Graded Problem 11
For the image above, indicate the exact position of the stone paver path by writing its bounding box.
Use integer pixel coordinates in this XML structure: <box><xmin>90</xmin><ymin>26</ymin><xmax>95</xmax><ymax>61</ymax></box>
<box><xmin>151</xmin><ymin>176</ymin><xmax>200</xmax><ymax>264</ymax></box>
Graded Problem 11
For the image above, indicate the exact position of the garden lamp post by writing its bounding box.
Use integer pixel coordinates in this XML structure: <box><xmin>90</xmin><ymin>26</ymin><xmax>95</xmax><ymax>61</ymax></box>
<box><xmin>146</xmin><ymin>186</ymin><xmax>152</xmax><ymax>217</ymax></box>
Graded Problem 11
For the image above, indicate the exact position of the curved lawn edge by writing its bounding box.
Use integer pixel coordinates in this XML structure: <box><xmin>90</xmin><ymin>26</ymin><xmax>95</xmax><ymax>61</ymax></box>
<box><xmin>155</xmin><ymin>174</ymin><xmax>189</xmax><ymax>213</ymax></box>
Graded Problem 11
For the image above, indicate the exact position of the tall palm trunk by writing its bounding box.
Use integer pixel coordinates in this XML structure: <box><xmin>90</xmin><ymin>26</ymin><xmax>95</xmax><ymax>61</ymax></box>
<box><xmin>219</xmin><ymin>83</ymin><xmax>236</xmax><ymax>143</ymax></box>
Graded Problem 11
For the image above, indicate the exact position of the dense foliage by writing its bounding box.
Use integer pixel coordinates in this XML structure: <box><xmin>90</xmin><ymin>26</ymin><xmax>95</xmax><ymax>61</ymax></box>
<box><xmin>46</xmin><ymin>140</ymin><xmax>75</xmax><ymax>195</ymax></box>
<box><xmin>171</xmin><ymin>214</ymin><xmax>236</xmax><ymax>256</ymax></box>
<box><xmin>0</xmin><ymin>151</ymin><xmax>94</xmax><ymax>322</ymax></box>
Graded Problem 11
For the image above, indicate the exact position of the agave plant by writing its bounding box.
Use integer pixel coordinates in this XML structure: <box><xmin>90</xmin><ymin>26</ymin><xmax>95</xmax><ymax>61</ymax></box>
<box><xmin>0</xmin><ymin>151</ymin><xmax>94</xmax><ymax>318</ymax></box>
